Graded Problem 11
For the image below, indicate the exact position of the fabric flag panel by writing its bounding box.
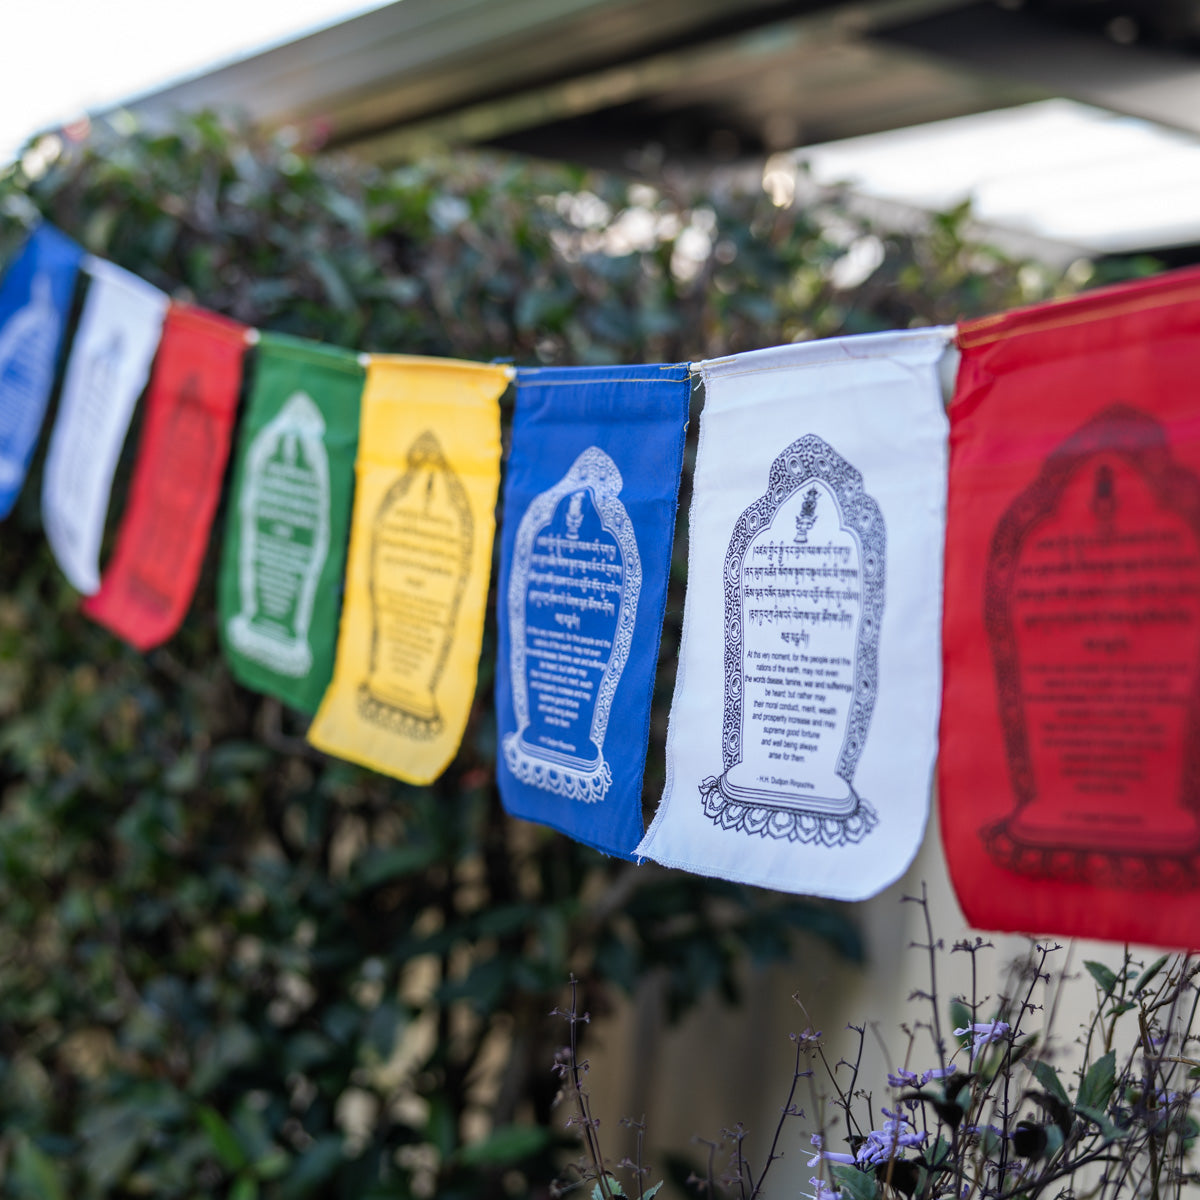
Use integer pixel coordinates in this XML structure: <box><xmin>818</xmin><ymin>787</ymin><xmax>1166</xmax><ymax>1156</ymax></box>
<box><xmin>637</xmin><ymin>331</ymin><xmax>952</xmax><ymax>899</ymax></box>
<box><xmin>218</xmin><ymin>333</ymin><xmax>364</xmax><ymax>713</ymax></box>
<box><xmin>941</xmin><ymin>268</ymin><xmax>1200</xmax><ymax>949</ymax></box>
<box><xmin>0</xmin><ymin>224</ymin><xmax>84</xmax><ymax>518</ymax></box>
<box><xmin>82</xmin><ymin>304</ymin><xmax>248</xmax><ymax>648</ymax></box>
<box><xmin>308</xmin><ymin>356</ymin><xmax>510</xmax><ymax>782</ymax></box>
<box><xmin>42</xmin><ymin>259</ymin><xmax>168</xmax><ymax>594</ymax></box>
<box><xmin>495</xmin><ymin>364</ymin><xmax>691</xmax><ymax>858</ymax></box>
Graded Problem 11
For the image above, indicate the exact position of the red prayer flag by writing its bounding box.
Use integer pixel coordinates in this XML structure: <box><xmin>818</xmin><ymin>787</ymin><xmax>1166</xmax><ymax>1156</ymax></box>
<box><xmin>83</xmin><ymin>303</ymin><xmax>247</xmax><ymax>650</ymax></box>
<box><xmin>940</xmin><ymin>267</ymin><xmax>1200</xmax><ymax>949</ymax></box>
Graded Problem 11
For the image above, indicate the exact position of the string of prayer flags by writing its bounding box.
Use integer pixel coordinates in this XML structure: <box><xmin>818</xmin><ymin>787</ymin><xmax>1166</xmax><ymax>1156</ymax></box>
<box><xmin>217</xmin><ymin>333</ymin><xmax>364</xmax><ymax>713</ymax></box>
<box><xmin>308</xmin><ymin>357</ymin><xmax>510</xmax><ymax>782</ymax></box>
<box><xmin>82</xmin><ymin>304</ymin><xmax>249</xmax><ymax>648</ymax></box>
<box><xmin>940</xmin><ymin>268</ymin><xmax>1200</xmax><ymax>949</ymax></box>
<box><xmin>0</xmin><ymin>224</ymin><xmax>84</xmax><ymax>518</ymax></box>
<box><xmin>42</xmin><ymin>259</ymin><xmax>168</xmax><ymax>594</ymax></box>
<box><xmin>637</xmin><ymin>331</ymin><xmax>952</xmax><ymax>899</ymax></box>
<box><xmin>495</xmin><ymin>363</ymin><xmax>691</xmax><ymax>858</ymax></box>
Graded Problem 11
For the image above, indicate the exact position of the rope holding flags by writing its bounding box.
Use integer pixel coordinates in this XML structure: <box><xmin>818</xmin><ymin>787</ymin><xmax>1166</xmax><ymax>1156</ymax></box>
<box><xmin>9</xmin><ymin>218</ymin><xmax>1200</xmax><ymax>945</ymax></box>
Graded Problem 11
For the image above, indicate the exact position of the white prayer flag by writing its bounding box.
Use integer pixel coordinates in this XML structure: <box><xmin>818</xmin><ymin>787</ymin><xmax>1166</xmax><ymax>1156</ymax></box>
<box><xmin>42</xmin><ymin>259</ymin><xmax>168</xmax><ymax>595</ymax></box>
<box><xmin>637</xmin><ymin>329</ymin><xmax>952</xmax><ymax>900</ymax></box>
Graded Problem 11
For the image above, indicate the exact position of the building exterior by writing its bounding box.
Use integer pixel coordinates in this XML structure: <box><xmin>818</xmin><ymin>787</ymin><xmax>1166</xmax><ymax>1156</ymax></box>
<box><xmin>122</xmin><ymin>0</ymin><xmax>1200</xmax><ymax>169</ymax></box>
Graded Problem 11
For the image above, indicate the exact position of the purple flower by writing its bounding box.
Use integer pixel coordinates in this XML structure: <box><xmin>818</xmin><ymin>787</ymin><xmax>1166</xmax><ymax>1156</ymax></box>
<box><xmin>965</xmin><ymin>1124</ymin><xmax>1005</xmax><ymax>1140</ymax></box>
<box><xmin>807</xmin><ymin>1134</ymin><xmax>855</xmax><ymax>1169</ymax></box>
<box><xmin>809</xmin><ymin>1177</ymin><xmax>843</xmax><ymax>1200</ymax></box>
<box><xmin>854</xmin><ymin>1110</ymin><xmax>928</xmax><ymax>1167</ymax></box>
<box><xmin>922</xmin><ymin>1064</ymin><xmax>958</xmax><ymax>1085</ymax></box>
<box><xmin>954</xmin><ymin>1020</ymin><xmax>1010</xmax><ymax>1052</ymax></box>
<box><xmin>891</xmin><ymin>1064</ymin><xmax>957</xmax><ymax>1090</ymax></box>
<box><xmin>994</xmin><ymin>1160</ymin><xmax>1027</xmax><ymax>1178</ymax></box>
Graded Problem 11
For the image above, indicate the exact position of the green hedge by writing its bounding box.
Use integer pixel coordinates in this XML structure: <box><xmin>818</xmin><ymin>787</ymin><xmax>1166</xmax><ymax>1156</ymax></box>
<box><xmin>0</xmin><ymin>114</ymin><xmax>1085</xmax><ymax>1199</ymax></box>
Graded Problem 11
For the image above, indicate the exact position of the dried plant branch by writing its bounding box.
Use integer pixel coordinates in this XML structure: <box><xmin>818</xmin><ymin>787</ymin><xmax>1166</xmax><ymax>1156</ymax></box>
<box><xmin>546</xmin><ymin>895</ymin><xmax>1200</xmax><ymax>1200</ymax></box>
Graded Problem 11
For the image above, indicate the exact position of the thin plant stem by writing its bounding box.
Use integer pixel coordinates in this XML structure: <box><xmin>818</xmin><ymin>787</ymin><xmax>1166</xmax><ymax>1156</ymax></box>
<box><xmin>749</xmin><ymin>1036</ymin><xmax>807</xmax><ymax>1199</ymax></box>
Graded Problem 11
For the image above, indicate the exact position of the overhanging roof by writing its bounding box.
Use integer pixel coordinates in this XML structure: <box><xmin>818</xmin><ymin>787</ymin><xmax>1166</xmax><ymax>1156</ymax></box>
<box><xmin>121</xmin><ymin>0</ymin><xmax>1027</xmax><ymax>162</ymax></box>
<box><xmin>117</xmin><ymin>0</ymin><xmax>1200</xmax><ymax>170</ymax></box>
<box><xmin>106</xmin><ymin>0</ymin><xmax>1200</xmax><ymax>258</ymax></box>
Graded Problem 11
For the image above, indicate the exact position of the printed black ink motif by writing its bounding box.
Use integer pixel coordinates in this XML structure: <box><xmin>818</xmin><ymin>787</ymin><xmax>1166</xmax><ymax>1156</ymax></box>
<box><xmin>228</xmin><ymin>392</ymin><xmax>330</xmax><ymax>677</ymax></box>
<box><xmin>127</xmin><ymin>373</ymin><xmax>215</xmax><ymax>614</ymax></box>
<box><xmin>357</xmin><ymin>430</ymin><xmax>473</xmax><ymax>739</ymax></box>
<box><xmin>503</xmin><ymin>446</ymin><xmax>641</xmax><ymax>802</ymax></box>
<box><xmin>700</xmin><ymin>432</ymin><xmax>884</xmax><ymax>845</ymax></box>
<box><xmin>0</xmin><ymin>272</ymin><xmax>60</xmax><ymax>490</ymax></box>
<box><xmin>50</xmin><ymin>332</ymin><xmax>124</xmax><ymax>558</ymax></box>
<box><xmin>984</xmin><ymin>405</ymin><xmax>1200</xmax><ymax>889</ymax></box>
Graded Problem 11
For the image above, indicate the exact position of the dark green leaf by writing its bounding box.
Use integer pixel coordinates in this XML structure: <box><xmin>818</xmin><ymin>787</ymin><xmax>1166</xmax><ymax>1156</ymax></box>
<box><xmin>197</xmin><ymin>1105</ymin><xmax>248</xmax><ymax>1172</ymax></box>
<box><xmin>1077</xmin><ymin>1050</ymin><xmax>1117</xmax><ymax>1111</ymax></box>
<box><xmin>1132</xmin><ymin>954</ymin><xmax>1170</xmax><ymax>997</ymax></box>
<box><xmin>925</xmin><ymin>1136</ymin><xmax>952</xmax><ymax>1172</ymax></box>
<box><xmin>1045</xmin><ymin>1125</ymin><xmax>1065</xmax><ymax>1158</ymax></box>
<box><xmin>277</xmin><ymin>1137</ymin><xmax>345</xmax><ymax>1199</ymax></box>
<box><xmin>458</xmin><ymin>1125</ymin><xmax>552</xmax><ymax>1167</ymax></box>
<box><xmin>11</xmin><ymin>1136</ymin><xmax>66</xmax><ymax>1200</ymax></box>
<box><xmin>78</xmin><ymin>1103</ymin><xmax>147</xmax><ymax>1192</ymax></box>
<box><xmin>1084</xmin><ymin>961</ymin><xmax>1119</xmax><ymax>996</ymax></box>
<box><xmin>352</xmin><ymin>844</ymin><xmax>439</xmax><ymax>889</ymax></box>
<box><xmin>831</xmin><ymin>1164</ymin><xmax>880</xmax><ymax>1200</ymax></box>
<box><xmin>230</xmin><ymin>1177</ymin><xmax>260</xmax><ymax>1200</ymax></box>
<box><xmin>1075</xmin><ymin>1104</ymin><xmax>1129</xmax><ymax>1143</ymax></box>
<box><xmin>1029</xmin><ymin>1060</ymin><xmax>1070</xmax><ymax>1107</ymax></box>
<box><xmin>426</xmin><ymin>1094</ymin><xmax>458</xmax><ymax>1160</ymax></box>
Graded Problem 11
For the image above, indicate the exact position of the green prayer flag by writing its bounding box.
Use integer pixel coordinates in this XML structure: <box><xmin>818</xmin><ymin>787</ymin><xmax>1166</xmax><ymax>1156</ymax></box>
<box><xmin>218</xmin><ymin>333</ymin><xmax>364</xmax><ymax>713</ymax></box>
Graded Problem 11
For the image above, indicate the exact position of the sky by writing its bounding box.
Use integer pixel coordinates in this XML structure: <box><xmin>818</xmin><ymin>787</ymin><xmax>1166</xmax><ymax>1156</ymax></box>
<box><xmin>1</xmin><ymin>0</ymin><xmax>392</xmax><ymax>162</ymax></box>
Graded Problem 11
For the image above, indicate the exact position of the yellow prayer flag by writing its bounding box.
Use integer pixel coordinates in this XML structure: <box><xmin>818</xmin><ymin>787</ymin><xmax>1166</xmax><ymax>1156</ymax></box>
<box><xmin>308</xmin><ymin>355</ymin><xmax>510</xmax><ymax>783</ymax></box>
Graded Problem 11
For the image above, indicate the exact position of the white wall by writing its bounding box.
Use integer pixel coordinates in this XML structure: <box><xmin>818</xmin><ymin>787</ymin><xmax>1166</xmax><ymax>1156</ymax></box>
<box><xmin>588</xmin><ymin>801</ymin><xmax>1148</xmax><ymax>1197</ymax></box>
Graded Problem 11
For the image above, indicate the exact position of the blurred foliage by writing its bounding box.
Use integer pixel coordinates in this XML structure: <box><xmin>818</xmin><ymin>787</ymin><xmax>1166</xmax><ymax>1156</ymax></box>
<box><xmin>0</xmin><ymin>112</ymin><xmax>1104</xmax><ymax>1199</ymax></box>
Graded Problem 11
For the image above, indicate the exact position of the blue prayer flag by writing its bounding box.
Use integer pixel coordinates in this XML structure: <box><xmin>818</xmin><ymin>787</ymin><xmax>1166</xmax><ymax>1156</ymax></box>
<box><xmin>496</xmin><ymin>363</ymin><xmax>691</xmax><ymax>858</ymax></box>
<box><xmin>0</xmin><ymin>224</ymin><xmax>83</xmax><ymax>518</ymax></box>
